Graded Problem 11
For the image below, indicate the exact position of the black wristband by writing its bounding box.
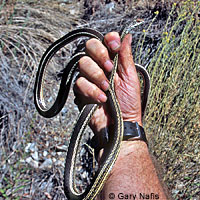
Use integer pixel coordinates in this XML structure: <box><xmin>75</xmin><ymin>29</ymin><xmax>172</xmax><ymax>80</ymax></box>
<box><xmin>91</xmin><ymin>121</ymin><xmax>148</xmax><ymax>152</ymax></box>
<box><xmin>123</xmin><ymin>121</ymin><xmax>148</xmax><ymax>145</ymax></box>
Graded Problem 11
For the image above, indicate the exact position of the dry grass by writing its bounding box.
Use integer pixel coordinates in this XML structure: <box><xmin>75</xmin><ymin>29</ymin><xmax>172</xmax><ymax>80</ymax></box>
<box><xmin>143</xmin><ymin>2</ymin><xmax>200</xmax><ymax>199</ymax></box>
<box><xmin>0</xmin><ymin>0</ymin><xmax>199</xmax><ymax>199</ymax></box>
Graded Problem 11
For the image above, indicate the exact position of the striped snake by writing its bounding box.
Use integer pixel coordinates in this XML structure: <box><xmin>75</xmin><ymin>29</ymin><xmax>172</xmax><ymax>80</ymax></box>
<box><xmin>34</xmin><ymin>21</ymin><xmax>150</xmax><ymax>200</ymax></box>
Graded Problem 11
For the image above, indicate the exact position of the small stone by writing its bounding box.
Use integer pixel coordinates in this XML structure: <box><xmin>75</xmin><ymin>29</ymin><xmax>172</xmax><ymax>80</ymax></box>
<box><xmin>43</xmin><ymin>150</ymin><xmax>48</xmax><ymax>157</ymax></box>
<box><xmin>2</xmin><ymin>164</ymin><xmax>6</xmax><ymax>170</ymax></box>
<box><xmin>26</xmin><ymin>157</ymin><xmax>39</xmax><ymax>168</ymax></box>
<box><xmin>55</xmin><ymin>145</ymin><xmax>68</xmax><ymax>152</ymax></box>
<box><xmin>25</xmin><ymin>143</ymin><xmax>32</xmax><ymax>153</ymax></box>
<box><xmin>20</xmin><ymin>159</ymin><xmax>25</xmax><ymax>163</ymax></box>
<box><xmin>57</xmin><ymin>152</ymin><xmax>62</xmax><ymax>156</ymax></box>
<box><xmin>45</xmin><ymin>192</ymin><xmax>52</xmax><ymax>199</ymax></box>
<box><xmin>58</xmin><ymin>0</ymin><xmax>72</xmax><ymax>3</ymax></box>
<box><xmin>54</xmin><ymin>136</ymin><xmax>59</xmax><ymax>141</ymax></box>
<box><xmin>172</xmin><ymin>189</ymin><xmax>179</xmax><ymax>195</ymax></box>
<box><xmin>61</xmin><ymin>107</ymin><xmax>67</xmax><ymax>115</ymax></box>
<box><xmin>47</xmin><ymin>96</ymin><xmax>53</xmax><ymax>103</ymax></box>
<box><xmin>176</xmin><ymin>182</ymin><xmax>184</xmax><ymax>190</ymax></box>
<box><xmin>55</xmin><ymin>160</ymin><xmax>64</xmax><ymax>167</ymax></box>
<box><xmin>51</xmin><ymin>151</ymin><xmax>56</xmax><ymax>157</ymax></box>
<box><xmin>106</xmin><ymin>2</ymin><xmax>115</xmax><ymax>12</ymax></box>
<box><xmin>59</xmin><ymin>157</ymin><xmax>65</xmax><ymax>162</ymax></box>
<box><xmin>46</xmin><ymin>141</ymin><xmax>50</xmax><ymax>147</ymax></box>
<box><xmin>70</xmin><ymin>9</ymin><xmax>75</xmax><ymax>15</ymax></box>
<box><xmin>6</xmin><ymin>188</ymin><xmax>12</xmax><ymax>196</ymax></box>
<box><xmin>39</xmin><ymin>158</ymin><xmax>53</xmax><ymax>169</ymax></box>
<box><xmin>31</xmin><ymin>151</ymin><xmax>39</xmax><ymax>161</ymax></box>
<box><xmin>74</xmin><ymin>107</ymin><xmax>79</xmax><ymax>111</ymax></box>
<box><xmin>81</xmin><ymin>171</ymin><xmax>87</xmax><ymax>179</ymax></box>
<box><xmin>29</xmin><ymin>143</ymin><xmax>38</xmax><ymax>152</ymax></box>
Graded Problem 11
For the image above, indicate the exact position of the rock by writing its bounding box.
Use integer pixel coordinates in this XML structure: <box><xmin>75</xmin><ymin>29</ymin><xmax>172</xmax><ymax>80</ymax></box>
<box><xmin>29</xmin><ymin>143</ymin><xmax>38</xmax><ymax>152</ymax></box>
<box><xmin>59</xmin><ymin>157</ymin><xmax>65</xmax><ymax>162</ymax></box>
<box><xmin>55</xmin><ymin>160</ymin><xmax>65</xmax><ymax>167</ymax></box>
<box><xmin>2</xmin><ymin>164</ymin><xmax>7</xmax><ymax>170</ymax></box>
<box><xmin>58</xmin><ymin>0</ymin><xmax>72</xmax><ymax>3</ymax></box>
<box><xmin>55</xmin><ymin>145</ymin><xmax>68</xmax><ymax>152</ymax></box>
<box><xmin>39</xmin><ymin>158</ymin><xmax>53</xmax><ymax>169</ymax></box>
<box><xmin>46</xmin><ymin>141</ymin><xmax>50</xmax><ymax>147</ymax></box>
<box><xmin>61</xmin><ymin>107</ymin><xmax>68</xmax><ymax>116</ymax></box>
<box><xmin>81</xmin><ymin>171</ymin><xmax>88</xmax><ymax>179</ymax></box>
<box><xmin>52</xmin><ymin>158</ymin><xmax>57</xmax><ymax>163</ymax></box>
<box><xmin>105</xmin><ymin>2</ymin><xmax>115</xmax><ymax>12</ymax></box>
<box><xmin>176</xmin><ymin>180</ymin><xmax>184</xmax><ymax>190</ymax></box>
<box><xmin>51</xmin><ymin>151</ymin><xmax>56</xmax><ymax>157</ymax></box>
<box><xmin>70</xmin><ymin>9</ymin><xmax>76</xmax><ymax>15</ymax></box>
<box><xmin>43</xmin><ymin>150</ymin><xmax>48</xmax><ymax>157</ymax></box>
<box><xmin>177</xmin><ymin>183</ymin><xmax>184</xmax><ymax>190</ymax></box>
<box><xmin>47</xmin><ymin>96</ymin><xmax>53</xmax><ymax>103</ymax></box>
<box><xmin>20</xmin><ymin>159</ymin><xmax>25</xmax><ymax>163</ymax></box>
<box><xmin>45</xmin><ymin>192</ymin><xmax>52</xmax><ymax>200</ymax></box>
<box><xmin>26</xmin><ymin>157</ymin><xmax>39</xmax><ymax>168</ymax></box>
<box><xmin>57</xmin><ymin>152</ymin><xmax>63</xmax><ymax>156</ymax></box>
<box><xmin>54</xmin><ymin>136</ymin><xmax>60</xmax><ymax>141</ymax></box>
<box><xmin>6</xmin><ymin>188</ymin><xmax>12</xmax><ymax>196</ymax></box>
<box><xmin>172</xmin><ymin>189</ymin><xmax>179</xmax><ymax>195</ymax></box>
<box><xmin>25</xmin><ymin>143</ymin><xmax>32</xmax><ymax>153</ymax></box>
<box><xmin>31</xmin><ymin>151</ymin><xmax>39</xmax><ymax>161</ymax></box>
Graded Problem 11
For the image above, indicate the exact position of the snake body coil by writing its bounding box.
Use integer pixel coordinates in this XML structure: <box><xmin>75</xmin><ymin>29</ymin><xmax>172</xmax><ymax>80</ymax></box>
<box><xmin>34</xmin><ymin>23</ymin><xmax>150</xmax><ymax>200</ymax></box>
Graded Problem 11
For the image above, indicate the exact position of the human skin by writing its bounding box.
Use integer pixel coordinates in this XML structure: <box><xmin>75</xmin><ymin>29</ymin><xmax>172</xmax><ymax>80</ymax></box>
<box><xmin>75</xmin><ymin>32</ymin><xmax>168</xmax><ymax>200</ymax></box>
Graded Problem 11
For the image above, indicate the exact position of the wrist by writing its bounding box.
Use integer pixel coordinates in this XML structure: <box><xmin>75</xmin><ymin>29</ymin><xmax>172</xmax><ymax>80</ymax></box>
<box><xmin>119</xmin><ymin>140</ymin><xmax>149</xmax><ymax>158</ymax></box>
<box><xmin>123</xmin><ymin>117</ymin><xmax>143</xmax><ymax>127</ymax></box>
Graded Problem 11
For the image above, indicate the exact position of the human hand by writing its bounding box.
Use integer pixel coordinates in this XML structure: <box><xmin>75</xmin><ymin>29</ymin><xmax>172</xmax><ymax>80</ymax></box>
<box><xmin>74</xmin><ymin>32</ymin><xmax>142</xmax><ymax>133</ymax></box>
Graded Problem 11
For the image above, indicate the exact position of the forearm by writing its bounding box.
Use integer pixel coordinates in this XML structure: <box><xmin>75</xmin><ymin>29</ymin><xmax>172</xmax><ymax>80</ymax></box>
<box><xmin>98</xmin><ymin>141</ymin><xmax>168</xmax><ymax>200</ymax></box>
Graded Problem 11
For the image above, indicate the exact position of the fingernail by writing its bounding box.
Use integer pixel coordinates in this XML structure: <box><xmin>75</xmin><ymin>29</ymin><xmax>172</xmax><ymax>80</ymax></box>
<box><xmin>101</xmin><ymin>80</ymin><xmax>110</xmax><ymax>91</ymax></box>
<box><xmin>108</xmin><ymin>40</ymin><xmax>120</xmax><ymax>51</ymax></box>
<box><xmin>104</xmin><ymin>60</ymin><xmax>113</xmax><ymax>72</ymax></box>
<box><xmin>98</xmin><ymin>94</ymin><xmax>107</xmax><ymax>103</ymax></box>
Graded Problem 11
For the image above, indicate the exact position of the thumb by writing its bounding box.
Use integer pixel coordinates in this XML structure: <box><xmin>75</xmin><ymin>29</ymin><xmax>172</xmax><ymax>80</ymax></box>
<box><xmin>118</xmin><ymin>34</ymin><xmax>137</xmax><ymax>77</ymax></box>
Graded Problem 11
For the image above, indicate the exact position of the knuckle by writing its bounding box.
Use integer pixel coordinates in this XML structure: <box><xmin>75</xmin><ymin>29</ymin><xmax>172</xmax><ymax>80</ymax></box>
<box><xmin>89</xmin><ymin>85</ymin><xmax>100</xmax><ymax>98</ymax></box>
<box><xmin>86</xmin><ymin>38</ymin><xmax>98</xmax><ymax>49</ymax></box>
<box><xmin>92</xmin><ymin>89</ymin><xmax>100</xmax><ymax>99</ymax></box>
<box><xmin>105</xmin><ymin>32</ymin><xmax>120</xmax><ymax>40</ymax></box>
<box><xmin>79</xmin><ymin>56</ymin><xmax>91</xmax><ymax>69</ymax></box>
<box><xmin>93</xmin><ymin>69</ymin><xmax>104</xmax><ymax>80</ymax></box>
<box><xmin>83</xmin><ymin>81</ymin><xmax>97</xmax><ymax>99</ymax></box>
<box><xmin>98</xmin><ymin>48</ymin><xmax>107</xmax><ymax>58</ymax></box>
<box><xmin>76</xmin><ymin>77</ymin><xmax>85</xmax><ymax>88</ymax></box>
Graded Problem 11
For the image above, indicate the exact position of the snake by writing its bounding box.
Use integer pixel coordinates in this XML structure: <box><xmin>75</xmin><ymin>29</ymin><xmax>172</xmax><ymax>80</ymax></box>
<box><xmin>34</xmin><ymin>21</ymin><xmax>150</xmax><ymax>200</ymax></box>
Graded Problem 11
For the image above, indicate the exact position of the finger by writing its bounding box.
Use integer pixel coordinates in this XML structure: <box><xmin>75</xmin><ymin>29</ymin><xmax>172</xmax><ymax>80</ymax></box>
<box><xmin>86</xmin><ymin>38</ymin><xmax>113</xmax><ymax>72</ymax></box>
<box><xmin>75</xmin><ymin>76</ymin><xmax>107</xmax><ymax>103</ymax></box>
<box><xmin>118</xmin><ymin>34</ymin><xmax>137</xmax><ymax>75</ymax></box>
<box><xmin>104</xmin><ymin>32</ymin><xmax>121</xmax><ymax>53</ymax></box>
<box><xmin>79</xmin><ymin>56</ymin><xmax>110</xmax><ymax>91</ymax></box>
